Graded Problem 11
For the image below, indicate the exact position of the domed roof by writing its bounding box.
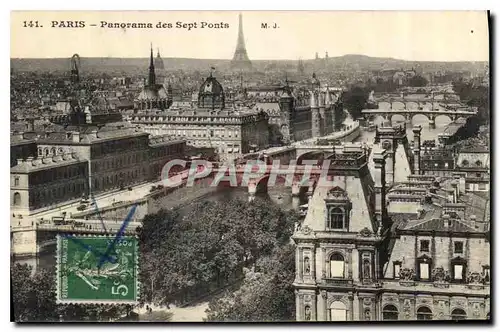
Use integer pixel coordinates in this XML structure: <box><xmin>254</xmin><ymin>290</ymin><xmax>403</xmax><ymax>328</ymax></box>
<box><xmin>197</xmin><ymin>73</ymin><xmax>225</xmax><ymax>109</ymax></box>
<box><xmin>199</xmin><ymin>74</ymin><xmax>224</xmax><ymax>96</ymax></box>
<box><xmin>154</xmin><ymin>50</ymin><xmax>165</xmax><ymax>70</ymax></box>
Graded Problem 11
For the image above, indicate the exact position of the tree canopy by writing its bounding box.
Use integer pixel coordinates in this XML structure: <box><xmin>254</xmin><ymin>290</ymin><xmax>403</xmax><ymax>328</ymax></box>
<box><xmin>138</xmin><ymin>198</ymin><xmax>299</xmax><ymax>307</ymax></box>
<box><xmin>408</xmin><ymin>75</ymin><xmax>428</xmax><ymax>87</ymax></box>
<box><xmin>11</xmin><ymin>263</ymin><xmax>129</xmax><ymax>322</ymax></box>
<box><xmin>342</xmin><ymin>86</ymin><xmax>369</xmax><ymax>119</ymax></box>
<box><xmin>205</xmin><ymin>243</ymin><xmax>296</xmax><ymax>322</ymax></box>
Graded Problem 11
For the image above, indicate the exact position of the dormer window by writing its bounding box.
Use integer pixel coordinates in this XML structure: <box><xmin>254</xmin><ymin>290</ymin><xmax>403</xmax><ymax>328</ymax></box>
<box><xmin>325</xmin><ymin>186</ymin><xmax>352</xmax><ymax>231</ymax></box>
<box><xmin>329</xmin><ymin>207</ymin><xmax>345</xmax><ymax>229</ymax></box>
<box><xmin>393</xmin><ymin>261</ymin><xmax>402</xmax><ymax>279</ymax></box>
<box><xmin>482</xmin><ymin>265</ymin><xmax>490</xmax><ymax>283</ymax></box>
<box><xmin>420</xmin><ymin>240</ymin><xmax>430</xmax><ymax>253</ymax></box>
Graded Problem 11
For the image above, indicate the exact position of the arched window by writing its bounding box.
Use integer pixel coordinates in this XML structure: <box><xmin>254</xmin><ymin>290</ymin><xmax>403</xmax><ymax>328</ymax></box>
<box><xmin>475</xmin><ymin>160</ymin><xmax>483</xmax><ymax>167</ymax></box>
<box><xmin>416</xmin><ymin>306</ymin><xmax>433</xmax><ymax>320</ymax></box>
<box><xmin>383</xmin><ymin>305</ymin><xmax>399</xmax><ymax>320</ymax></box>
<box><xmin>329</xmin><ymin>301</ymin><xmax>347</xmax><ymax>321</ymax></box>
<box><xmin>44</xmin><ymin>148</ymin><xmax>49</xmax><ymax>157</ymax></box>
<box><xmin>50</xmin><ymin>147</ymin><xmax>56</xmax><ymax>155</ymax></box>
<box><xmin>461</xmin><ymin>160</ymin><xmax>469</xmax><ymax>167</ymax></box>
<box><xmin>451</xmin><ymin>308</ymin><xmax>467</xmax><ymax>320</ymax></box>
<box><xmin>330</xmin><ymin>253</ymin><xmax>345</xmax><ymax>278</ymax></box>
<box><xmin>304</xmin><ymin>305</ymin><xmax>312</xmax><ymax>321</ymax></box>
<box><xmin>363</xmin><ymin>259</ymin><xmax>372</xmax><ymax>279</ymax></box>
<box><xmin>13</xmin><ymin>192</ymin><xmax>21</xmax><ymax>206</ymax></box>
<box><xmin>329</xmin><ymin>207</ymin><xmax>344</xmax><ymax>229</ymax></box>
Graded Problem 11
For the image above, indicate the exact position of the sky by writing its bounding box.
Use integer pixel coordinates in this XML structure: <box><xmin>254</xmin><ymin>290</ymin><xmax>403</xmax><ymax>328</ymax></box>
<box><xmin>11</xmin><ymin>11</ymin><xmax>489</xmax><ymax>62</ymax></box>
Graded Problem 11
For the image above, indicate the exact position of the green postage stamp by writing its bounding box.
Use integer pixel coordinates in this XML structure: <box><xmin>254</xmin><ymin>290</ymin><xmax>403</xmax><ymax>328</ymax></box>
<box><xmin>56</xmin><ymin>235</ymin><xmax>139</xmax><ymax>304</ymax></box>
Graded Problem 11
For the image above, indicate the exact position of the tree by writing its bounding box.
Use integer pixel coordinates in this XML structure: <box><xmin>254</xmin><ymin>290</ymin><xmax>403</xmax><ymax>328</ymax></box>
<box><xmin>408</xmin><ymin>75</ymin><xmax>428</xmax><ymax>87</ymax></box>
<box><xmin>342</xmin><ymin>86</ymin><xmax>368</xmax><ymax>119</ymax></box>
<box><xmin>138</xmin><ymin>198</ymin><xmax>299</xmax><ymax>307</ymax></box>
<box><xmin>11</xmin><ymin>263</ymin><xmax>128</xmax><ymax>322</ymax></box>
<box><xmin>448</xmin><ymin>79</ymin><xmax>490</xmax><ymax>144</ymax></box>
<box><xmin>205</xmin><ymin>243</ymin><xmax>296</xmax><ymax>322</ymax></box>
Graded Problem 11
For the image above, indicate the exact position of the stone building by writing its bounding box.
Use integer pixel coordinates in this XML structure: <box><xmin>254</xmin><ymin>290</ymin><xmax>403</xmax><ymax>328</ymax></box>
<box><xmin>129</xmin><ymin>71</ymin><xmax>269</xmax><ymax>160</ymax></box>
<box><xmin>455</xmin><ymin>149</ymin><xmax>490</xmax><ymax>192</ymax></box>
<box><xmin>11</xmin><ymin>103</ymin><xmax>186</xmax><ymax>216</ymax></box>
<box><xmin>11</xmin><ymin>133</ymin><xmax>37</xmax><ymax>167</ymax></box>
<box><xmin>279</xmin><ymin>77</ymin><xmax>344</xmax><ymax>143</ymax></box>
<box><xmin>292</xmin><ymin>145</ymin><xmax>490</xmax><ymax>321</ymax></box>
<box><xmin>35</xmin><ymin>125</ymin><xmax>185</xmax><ymax>195</ymax></box>
<box><xmin>11</xmin><ymin>152</ymin><xmax>88</xmax><ymax>214</ymax></box>
<box><xmin>293</xmin><ymin>145</ymin><xmax>386</xmax><ymax>321</ymax></box>
<box><xmin>135</xmin><ymin>45</ymin><xmax>172</xmax><ymax>111</ymax></box>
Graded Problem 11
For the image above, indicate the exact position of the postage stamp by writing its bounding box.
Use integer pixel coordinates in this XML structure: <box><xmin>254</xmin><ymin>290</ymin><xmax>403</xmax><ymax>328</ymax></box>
<box><xmin>56</xmin><ymin>235</ymin><xmax>139</xmax><ymax>304</ymax></box>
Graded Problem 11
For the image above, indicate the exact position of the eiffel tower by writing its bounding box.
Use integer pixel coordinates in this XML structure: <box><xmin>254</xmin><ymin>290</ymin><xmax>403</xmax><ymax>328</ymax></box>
<box><xmin>231</xmin><ymin>13</ymin><xmax>252</xmax><ymax>71</ymax></box>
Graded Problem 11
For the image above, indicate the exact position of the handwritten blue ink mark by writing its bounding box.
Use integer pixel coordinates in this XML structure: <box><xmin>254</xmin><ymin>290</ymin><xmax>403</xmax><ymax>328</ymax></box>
<box><xmin>90</xmin><ymin>192</ymin><xmax>107</xmax><ymax>233</ymax></box>
<box><xmin>97</xmin><ymin>204</ymin><xmax>137</xmax><ymax>268</ymax></box>
<box><xmin>63</xmin><ymin>204</ymin><xmax>137</xmax><ymax>267</ymax></box>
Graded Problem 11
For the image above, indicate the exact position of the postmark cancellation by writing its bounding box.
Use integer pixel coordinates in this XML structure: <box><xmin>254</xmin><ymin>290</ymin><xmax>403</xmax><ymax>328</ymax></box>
<box><xmin>56</xmin><ymin>235</ymin><xmax>139</xmax><ymax>304</ymax></box>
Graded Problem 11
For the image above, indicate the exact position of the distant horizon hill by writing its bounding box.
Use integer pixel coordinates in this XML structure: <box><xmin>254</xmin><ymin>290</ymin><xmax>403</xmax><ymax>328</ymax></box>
<box><xmin>11</xmin><ymin>54</ymin><xmax>488</xmax><ymax>74</ymax></box>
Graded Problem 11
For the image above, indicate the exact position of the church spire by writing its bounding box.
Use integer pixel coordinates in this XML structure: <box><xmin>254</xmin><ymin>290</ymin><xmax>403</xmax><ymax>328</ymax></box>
<box><xmin>148</xmin><ymin>43</ymin><xmax>156</xmax><ymax>86</ymax></box>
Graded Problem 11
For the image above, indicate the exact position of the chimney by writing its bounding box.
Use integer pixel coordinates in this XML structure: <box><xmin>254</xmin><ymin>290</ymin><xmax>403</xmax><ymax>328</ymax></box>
<box><xmin>451</xmin><ymin>181</ymin><xmax>458</xmax><ymax>203</ymax></box>
<box><xmin>447</xmin><ymin>188</ymin><xmax>455</xmax><ymax>203</ymax></box>
<box><xmin>72</xmin><ymin>132</ymin><xmax>80</xmax><ymax>143</ymax></box>
<box><xmin>90</xmin><ymin>130</ymin><xmax>98</xmax><ymax>139</ymax></box>
<box><xmin>416</xmin><ymin>207</ymin><xmax>425</xmax><ymax>218</ymax></box>
<box><xmin>26</xmin><ymin>157</ymin><xmax>34</xmax><ymax>162</ymax></box>
<box><xmin>470</xmin><ymin>215</ymin><xmax>477</xmax><ymax>226</ymax></box>
<box><xmin>443</xmin><ymin>213</ymin><xmax>451</xmax><ymax>229</ymax></box>
<box><xmin>372</xmin><ymin>149</ymin><xmax>388</xmax><ymax>229</ymax></box>
<box><xmin>453</xmin><ymin>172</ymin><xmax>466</xmax><ymax>194</ymax></box>
<box><xmin>16</xmin><ymin>158</ymin><xmax>23</xmax><ymax>165</ymax></box>
<box><xmin>13</xmin><ymin>131</ymin><xmax>24</xmax><ymax>140</ymax></box>
<box><xmin>412</xmin><ymin>125</ymin><xmax>422</xmax><ymax>175</ymax></box>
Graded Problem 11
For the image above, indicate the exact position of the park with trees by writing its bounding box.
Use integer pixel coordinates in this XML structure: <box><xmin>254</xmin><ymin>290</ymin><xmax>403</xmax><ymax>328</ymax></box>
<box><xmin>12</xmin><ymin>197</ymin><xmax>300</xmax><ymax>322</ymax></box>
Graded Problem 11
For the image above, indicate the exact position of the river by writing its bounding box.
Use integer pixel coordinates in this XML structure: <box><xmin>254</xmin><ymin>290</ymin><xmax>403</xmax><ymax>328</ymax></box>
<box><xmin>15</xmin><ymin>114</ymin><xmax>451</xmax><ymax>272</ymax></box>
<box><xmin>14</xmin><ymin>187</ymin><xmax>308</xmax><ymax>272</ymax></box>
<box><xmin>355</xmin><ymin>115</ymin><xmax>453</xmax><ymax>144</ymax></box>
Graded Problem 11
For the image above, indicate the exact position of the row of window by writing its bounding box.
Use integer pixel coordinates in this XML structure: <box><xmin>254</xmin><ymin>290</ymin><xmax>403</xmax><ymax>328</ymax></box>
<box><xmin>393</xmin><ymin>258</ymin><xmax>490</xmax><ymax>283</ymax></box>
<box><xmin>134</xmin><ymin>116</ymin><xmax>241</xmax><ymax>124</ymax></box>
<box><xmin>304</xmin><ymin>303</ymin><xmax>472</xmax><ymax>321</ymax></box>
<box><xmin>383</xmin><ymin>306</ymin><xmax>468</xmax><ymax>321</ymax></box>
<box><xmin>92</xmin><ymin>169</ymin><xmax>146</xmax><ymax>190</ymax></box>
<box><xmin>419</xmin><ymin>239</ymin><xmax>463</xmax><ymax>254</ymax></box>
<box><xmin>12</xmin><ymin>182</ymin><xmax>86</xmax><ymax>208</ymax></box>
<box><xmin>304</xmin><ymin>252</ymin><xmax>372</xmax><ymax>280</ymax></box>
<box><xmin>38</xmin><ymin>146</ymin><xmax>65</xmax><ymax>157</ymax></box>
<box><xmin>27</xmin><ymin>165</ymin><xmax>87</xmax><ymax>186</ymax></box>
<box><xmin>461</xmin><ymin>160</ymin><xmax>485</xmax><ymax>167</ymax></box>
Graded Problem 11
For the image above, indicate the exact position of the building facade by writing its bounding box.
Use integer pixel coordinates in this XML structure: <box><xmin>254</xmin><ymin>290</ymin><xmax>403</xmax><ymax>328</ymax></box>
<box><xmin>279</xmin><ymin>79</ymin><xmax>344</xmax><ymax>143</ymax></box>
<box><xmin>292</xmin><ymin>144</ymin><xmax>490</xmax><ymax>321</ymax></box>
<box><xmin>11</xmin><ymin>153</ymin><xmax>88</xmax><ymax>214</ymax></box>
<box><xmin>129</xmin><ymin>71</ymin><xmax>269</xmax><ymax>160</ymax></box>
